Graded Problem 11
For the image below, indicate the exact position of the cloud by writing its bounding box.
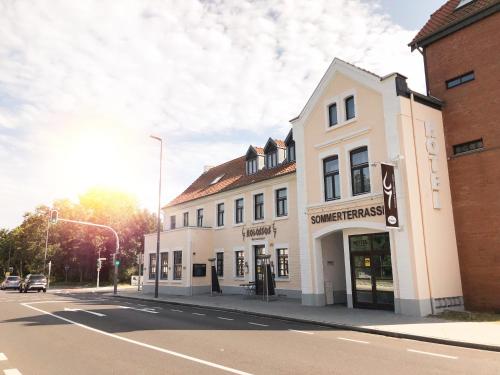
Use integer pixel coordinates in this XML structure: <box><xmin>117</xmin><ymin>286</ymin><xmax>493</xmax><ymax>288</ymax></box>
<box><xmin>0</xmin><ymin>0</ymin><xmax>424</xmax><ymax>228</ymax></box>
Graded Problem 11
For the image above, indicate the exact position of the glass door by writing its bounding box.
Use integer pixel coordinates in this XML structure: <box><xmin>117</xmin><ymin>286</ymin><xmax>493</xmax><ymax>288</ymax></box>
<box><xmin>349</xmin><ymin>233</ymin><xmax>394</xmax><ymax>310</ymax></box>
<box><xmin>254</xmin><ymin>245</ymin><xmax>265</xmax><ymax>295</ymax></box>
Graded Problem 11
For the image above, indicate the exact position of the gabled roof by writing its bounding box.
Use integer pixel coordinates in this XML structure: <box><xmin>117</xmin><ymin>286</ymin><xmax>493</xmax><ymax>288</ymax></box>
<box><xmin>166</xmin><ymin>157</ymin><xmax>296</xmax><ymax>207</ymax></box>
<box><xmin>245</xmin><ymin>145</ymin><xmax>264</xmax><ymax>159</ymax></box>
<box><xmin>263</xmin><ymin>138</ymin><xmax>286</xmax><ymax>153</ymax></box>
<box><xmin>409</xmin><ymin>0</ymin><xmax>500</xmax><ymax>50</ymax></box>
<box><xmin>284</xmin><ymin>129</ymin><xmax>294</xmax><ymax>145</ymax></box>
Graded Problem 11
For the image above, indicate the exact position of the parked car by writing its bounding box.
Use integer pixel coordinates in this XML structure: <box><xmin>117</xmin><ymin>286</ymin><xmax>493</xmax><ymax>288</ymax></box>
<box><xmin>1</xmin><ymin>275</ymin><xmax>21</xmax><ymax>290</ymax></box>
<box><xmin>19</xmin><ymin>274</ymin><xmax>47</xmax><ymax>293</ymax></box>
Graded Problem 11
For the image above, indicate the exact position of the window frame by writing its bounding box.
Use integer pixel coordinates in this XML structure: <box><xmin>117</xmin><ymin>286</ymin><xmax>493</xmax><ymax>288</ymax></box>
<box><xmin>149</xmin><ymin>253</ymin><xmax>157</xmax><ymax>280</ymax></box>
<box><xmin>287</xmin><ymin>142</ymin><xmax>296</xmax><ymax>162</ymax></box>
<box><xmin>265</xmin><ymin>151</ymin><xmax>278</xmax><ymax>169</ymax></box>
<box><xmin>276</xmin><ymin>248</ymin><xmax>289</xmax><ymax>278</ymax></box>
<box><xmin>173</xmin><ymin>250</ymin><xmax>182</xmax><ymax>280</ymax></box>
<box><xmin>235</xmin><ymin>250</ymin><xmax>245</xmax><ymax>278</ymax></box>
<box><xmin>170</xmin><ymin>215</ymin><xmax>176</xmax><ymax>230</ymax></box>
<box><xmin>196</xmin><ymin>208</ymin><xmax>204</xmax><ymax>227</ymax></box>
<box><xmin>350</xmin><ymin>146</ymin><xmax>371</xmax><ymax>196</ymax></box>
<box><xmin>328</xmin><ymin>102</ymin><xmax>338</xmax><ymax>127</ymax></box>
<box><xmin>183</xmin><ymin>212</ymin><xmax>189</xmax><ymax>227</ymax></box>
<box><xmin>160</xmin><ymin>252</ymin><xmax>168</xmax><ymax>280</ymax></box>
<box><xmin>275</xmin><ymin>188</ymin><xmax>288</xmax><ymax>217</ymax></box>
<box><xmin>345</xmin><ymin>95</ymin><xmax>355</xmax><ymax>121</ymax></box>
<box><xmin>254</xmin><ymin>193</ymin><xmax>264</xmax><ymax>221</ymax></box>
<box><xmin>235</xmin><ymin>198</ymin><xmax>244</xmax><ymax>224</ymax></box>
<box><xmin>446</xmin><ymin>71</ymin><xmax>474</xmax><ymax>89</ymax></box>
<box><xmin>216</xmin><ymin>202</ymin><xmax>225</xmax><ymax>227</ymax></box>
<box><xmin>453</xmin><ymin>138</ymin><xmax>484</xmax><ymax>156</ymax></box>
<box><xmin>216</xmin><ymin>251</ymin><xmax>224</xmax><ymax>277</ymax></box>
<box><xmin>323</xmin><ymin>155</ymin><xmax>341</xmax><ymax>201</ymax></box>
<box><xmin>246</xmin><ymin>158</ymin><xmax>257</xmax><ymax>175</ymax></box>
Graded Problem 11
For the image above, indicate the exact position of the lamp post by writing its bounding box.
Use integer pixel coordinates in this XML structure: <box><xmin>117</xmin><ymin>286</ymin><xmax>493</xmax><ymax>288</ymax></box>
<box><xmin>150</xmin><ymin>135</ymin><xmax>163</xmax><ymax>299</ymax></box>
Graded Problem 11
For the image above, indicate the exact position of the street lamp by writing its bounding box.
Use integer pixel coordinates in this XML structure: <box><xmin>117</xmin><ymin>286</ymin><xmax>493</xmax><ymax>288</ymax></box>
<box><xmin>150</xmin><ymin>135</ymin><xmax>163</xmax><ymax>299</ymax></box>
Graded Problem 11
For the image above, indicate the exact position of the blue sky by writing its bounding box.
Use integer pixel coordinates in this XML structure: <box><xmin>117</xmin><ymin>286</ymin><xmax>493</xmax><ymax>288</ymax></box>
<box><xmin>0</xmin><ymin>0</ymin><xmax>445</xmax><ymax>229</ymax></box>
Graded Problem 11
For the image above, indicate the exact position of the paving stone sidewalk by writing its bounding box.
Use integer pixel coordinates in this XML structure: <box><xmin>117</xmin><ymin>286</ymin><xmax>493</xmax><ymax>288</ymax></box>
<box><xmin>107</xmin><ymin>289</ymin><xmax>500</xmax><ymax>351</ymax></box>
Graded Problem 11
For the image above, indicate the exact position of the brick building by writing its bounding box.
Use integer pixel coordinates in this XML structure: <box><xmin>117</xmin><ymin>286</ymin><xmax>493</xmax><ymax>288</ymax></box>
<box><xmin>410</xmin><ymin>0</ymin><xmax>500</xmax><ymax>311</ymax></box>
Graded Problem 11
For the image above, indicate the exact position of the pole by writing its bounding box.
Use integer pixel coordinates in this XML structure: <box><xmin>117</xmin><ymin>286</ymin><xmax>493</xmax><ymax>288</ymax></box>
<box><xmin>43</xmin><ymin>216</ymin><xmax>49</xmax><ymax>273</ymax></box>
<box><xmin>97</xmin><ymin>249</ymin><xmax>100</xmax><ymax>289</ymax></box>
<box><xmin>151</xmin><ymin>136</ymin><xmax>163</xmax><ymax>299</ymax></box>
<box><xmin>137</xmin><ymin>253</ymin><xmax>142</xmax><ymax>292</ymax></box>
<box><xmin>47</xmin><ymin>261</ymin><xmax>52</xmax><ymax>289</ymax></box>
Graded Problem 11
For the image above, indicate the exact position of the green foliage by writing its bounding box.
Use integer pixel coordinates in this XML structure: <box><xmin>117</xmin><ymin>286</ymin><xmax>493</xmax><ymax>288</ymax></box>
<box><xmin>0</xmin><ymin>188</ymin><xmax>157</xmax><ymax>283</ymax></box>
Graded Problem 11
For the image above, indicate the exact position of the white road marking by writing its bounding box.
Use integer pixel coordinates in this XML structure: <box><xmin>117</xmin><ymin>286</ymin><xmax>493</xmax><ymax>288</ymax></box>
<box><xmin>248</xmin><ymin>322</ymin><xmax>268</xmax><ymax>327</ymax></box>
<box><xmin>337</xmin><ymin>337</ymin><xmax>370</xmax><ymax>344</ymax></box>
<box><xmin>288</xmin><ymin>329</ymin><xmax>314</xmax><ymax>335</ymax></box>
<box><xmin>170</xmin><ymin>309</ymin><xmax>183</xmax><ymax>312</ymax></box>
<box><xmin>137</xmin><ymin>304</ymin><xmax>147</xmax><ymax>306</ymax></box>
<box><xmin>217</xmin><ymin>317</ymin><xmax>234</xmax><ymax>321</ymax></box>
<box><xmin>4</xmin><ymin>369</ymin><xmax>22</xmax><ymax>375</ymax></box>
<box><xmin>21</xmin><ymin>303</ymin><xmax>252</xmax><ymax>375</ymax></box>
<box><xmin>192</xmin><ymin>312</ymin><xmax>205</xmax><ymax>316</ymax></box>
<box><xmin>117</xmin><ymin>306</ymin><xmax>159</xmax><ymax>314</ymax></box>
<box><xmin>64</xmin><ymin>307</ymin><xmax>106</xmax><ymax>317</ymax></box>
<box><xmin>407</xmin><ymin>349</ymin><xmax>458</xmax><ymax>359</ymax></box>
<box><xmin>0</xmin><ymin>353</ymin><xmax>7</xmax><ymax>361</ymax></box>
<box><xmin>22</xmin><ymin>300</ymin><xmax>101</xmax><ymax>305</ymax></box>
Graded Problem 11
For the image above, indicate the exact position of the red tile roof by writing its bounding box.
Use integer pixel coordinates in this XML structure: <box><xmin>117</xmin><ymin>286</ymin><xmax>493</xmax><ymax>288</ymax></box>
<box><xmin>274</xmin><ymin>139</ymin><xmax>286</xmax><ymax>148</ymax></box>
<box><xmin>410</xmin><ymin>0</ymin><xmax>499</xmax><ymax>48</ymax></box>
<box><xmin>166</xmin><ymin>156</ymin><xmax>296</xmax><ymax>207</ymax></box>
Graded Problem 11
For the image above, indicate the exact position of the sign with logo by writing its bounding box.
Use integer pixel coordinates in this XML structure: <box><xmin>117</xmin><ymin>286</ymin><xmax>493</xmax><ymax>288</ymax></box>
<box><xmin>242</xmin><ymin>223</ymin><xmax>277</xmax><ymax>240</ymax></box>
<box><xmin>310</xmin><ymin>205</ymin><xmax>384</xmax><ymax>225</ymax></box>
<box><xmin>381</xmin><ymin>163</ymin><xmax>399</xmax><ymax>228</ymax></box>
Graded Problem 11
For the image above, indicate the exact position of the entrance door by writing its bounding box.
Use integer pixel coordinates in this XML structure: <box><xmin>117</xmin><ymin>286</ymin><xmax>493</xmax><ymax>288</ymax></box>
<box><xmin>254</xmin><ymin>245</ymin><xmax>265</xmax><ymax>295</ymax></box>
<box><xmin>349</xmin><ymin>233</ymin><xmax>394</xmax><ymax>310</ymax></box>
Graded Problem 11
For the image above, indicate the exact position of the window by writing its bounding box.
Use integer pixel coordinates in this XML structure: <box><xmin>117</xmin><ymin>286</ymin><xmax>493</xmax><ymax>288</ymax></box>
<box><xmin>287</xmin><ymin>142</ymin><xmax>296</xmax><ymax>162</ymax></box>
<box><xmin>345</xmin><ymin>96</ymin><xmax>355</xmax><ymax>120</ymax></box>
<box><xmin>160</xmin><ymin>252</ymin><xmax>168</xmax><ymax>280</ymax></box>
<box><xmin>170</xmin><ymin>215</ymin><xmax>176</xmax><ymax>230</ymax></box>
<box><xmin>276</xmin><ymin>249</ymin><xmax>289</xmax><ymax>277</ymax></box>
<box><xmin>246</xmin><ymin>158</ymin><xmax>257</xmax><ymax>175</ymax></box>
<box><xmin>276</xmin><ymin>188</ymin><xmax>288</xmax><ymax>217</ymax></box>
<box><xmin>266</xmin><ymin>151</ymin><xmax>278</xmax><ymax>168</ymax></box>
<box><xmin>217</xmin><ymin>203</ymin><xmax>224</xmax><ymax>227</ymax></box>
<box><xmin>216</xmin><ymin>252</ymin><xmax>224</xmax><ymax>277</ymax></box>
<box><xmin>149</xmin><ymin>253</ymin><xmax>156</xmax><ymax>280</ymax></box>
<box><xmin>453</xmin><ymin>139</ymin><xmax>484</xmax><ymax>155</ymax></box>
<box><xmin>446</xmin><ymin>71</ymin><xmax>474</xmax><ymax>89</ymax></box>
<box><xmin>210</xmin><ymin>174</ymin><xmax>225</xmax><ymax>185</ymax></box>
<box><xmin>235</xmin><ymin>198</ymin><xmax>244</xmax><ymax>224</ymax></box>
<box><xmin>197</xmin><ymin>208</ymin><xmax>203</xmax><ymax>227</ymax></box>
<box><xmin>323</xmin><ymin>156</ymin><xmax>340</xmax><ymax>201</ymax></box>
<box><xmin>328</xmin><ymin>103</ymin><xmax>338</xmax><ymax>127</ymax></box>
<box><xmin>235</xmin><ymin>251</ymin><xmax>245</xmax><ymax>277</ymax></box>
<box><xmin>173</xmin><ymin>251</ymin><xmax>182</xmax><ymax>280</ymax></box>
<box><xmin>456</xmin><ymin>0</ymin><xmax>473</xmax><ymax>9</ymax></box>
<box><xmin>254</xmin><ymin>193</ymin><xmax>264</xmax><ymax>221</ymax></box>
<box><xmin>183</xmin><ymin>212</ymin><xmax>189</xmax><ymax>227</ymax></box>
<box><xmin>351</xmin><ymin>147</ymin><xmax>370</xmax><ymax>195</ymax></box>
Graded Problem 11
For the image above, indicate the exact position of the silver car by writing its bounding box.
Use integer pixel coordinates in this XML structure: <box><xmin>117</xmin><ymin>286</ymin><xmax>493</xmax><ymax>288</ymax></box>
<box><xmin>1</xmin><ymin>276</ymin><xmax>21</xmax><ymax>290</ymax></box>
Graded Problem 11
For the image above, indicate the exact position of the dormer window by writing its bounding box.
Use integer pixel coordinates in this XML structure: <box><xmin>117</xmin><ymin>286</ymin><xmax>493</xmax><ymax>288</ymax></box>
<box><xmin>284</xmin><ymin>129</ymin><xmax>295</xmax><ymax>162</ymax></box>
<box><xmin>246</xmin><ymin>158</ymin><xmax>257</xmax><ymax>175</ymax></box>
<box><xmin>266</xmin><ymin>151</ymin><xmax>278</xmax><ymax>168</ymax></box>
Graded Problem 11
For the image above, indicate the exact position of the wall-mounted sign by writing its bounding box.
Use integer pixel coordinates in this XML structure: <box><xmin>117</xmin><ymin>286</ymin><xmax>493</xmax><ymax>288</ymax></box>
<box><xmin>425</xmin><ymin>122</ymin><xmax>442</xmax><ymax>209</ymax></box>
<box><xmin>192</xmin><ymin>264</ymin><xmax>207</xmax><ymax>277</ymax></box>
<box><xmin>381</xmin><ymin>163</ymin><xmax>399</xmax><ymax>228</ymax></box>
<box><xmin>310</xmin><ymin>205</ymin><xmax>384</xmax><ymax>224</ymax></box>
<box><xmin>242</xmin><ymin>223</ymin><xmax>277</xmax><ymax>240</ymax></box>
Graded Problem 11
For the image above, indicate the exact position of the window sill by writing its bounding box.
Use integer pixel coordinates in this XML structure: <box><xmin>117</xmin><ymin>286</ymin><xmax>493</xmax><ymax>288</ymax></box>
<box><xmin>450</xmin><ymin>148</ymin><xmax>484</xmax><ymax>159</ymax></box>
<box><xmin>273</xmin><ymin>215</ymin><xmax>289</xmax><ymax>221</ymax></box>
<box><xmin>232</xmin><ymin>223</ymin><xmax>245</xmax><ymax>227</ymax></box>
<box><xmin>252</xmin><ymin>219</ymin><xmax>265</xmax><ymax>224</ymax></box>
<box><xmin>325</xmin><ymin>117</ymin><xmax>357</xmax><ymax>133</ymax></box>
<box><xmin>275</xmin><ymin>277</ymin><xmax>290</xmax><ymax>282</ymax></box>
<box><xmin>214</xmin><ymin>226</ymin><xmax>225</xmax><ymax>231</ymax></box>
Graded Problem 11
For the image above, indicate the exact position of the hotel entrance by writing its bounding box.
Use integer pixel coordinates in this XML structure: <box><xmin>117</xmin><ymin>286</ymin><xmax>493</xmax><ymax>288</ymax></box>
<box><xmin>254</xmin><ymin>245</ymin><xmax>266</xmax><ymax>295</ymax></box>
<box><xmin>349</xmin><ymin>233</ymin><xmax>394</xmax><ymax>310</ymax></box>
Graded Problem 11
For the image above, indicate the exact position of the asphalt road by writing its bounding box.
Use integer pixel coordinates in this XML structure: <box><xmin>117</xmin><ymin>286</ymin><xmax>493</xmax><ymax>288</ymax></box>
<box><xmin>0</xmin><ymin>290</ymin><xmax>499</xmax><ymax>375</ymax></box>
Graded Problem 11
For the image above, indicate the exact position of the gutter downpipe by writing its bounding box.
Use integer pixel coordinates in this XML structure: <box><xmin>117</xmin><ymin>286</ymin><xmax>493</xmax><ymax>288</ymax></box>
<box><xmin>409</xmin><ymin>93</ymin><xmax>435</xmax><ymax>315</ymax></box>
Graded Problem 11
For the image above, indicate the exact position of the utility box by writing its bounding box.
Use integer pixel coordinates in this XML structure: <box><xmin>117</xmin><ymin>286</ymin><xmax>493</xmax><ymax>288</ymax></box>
<box><xmin>324</xmin><ymin>281</ymin><xmax>334</xmax><ymax>305</ymax></box>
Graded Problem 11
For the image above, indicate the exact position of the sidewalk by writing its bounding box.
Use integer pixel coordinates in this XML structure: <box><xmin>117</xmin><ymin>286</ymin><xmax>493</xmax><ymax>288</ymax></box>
<box><xmin>109</xmin><ymin>289</ymin><xmax>500</xmax><ymax>352</ymax></box>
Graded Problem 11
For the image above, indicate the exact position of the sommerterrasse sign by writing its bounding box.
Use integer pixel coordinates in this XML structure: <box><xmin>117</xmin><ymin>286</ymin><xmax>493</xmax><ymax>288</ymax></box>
<box><xmin>310</xmin><ymin>205</ymin><xmax>384</xmax><ymax>224</ymax></box>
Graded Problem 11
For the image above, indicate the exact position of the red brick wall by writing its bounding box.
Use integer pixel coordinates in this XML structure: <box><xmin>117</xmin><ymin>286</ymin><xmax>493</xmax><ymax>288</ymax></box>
<box><xmin>424</xmin><ymin>12</ymin><xmax>500</xmax><ymax>312</ymax></box>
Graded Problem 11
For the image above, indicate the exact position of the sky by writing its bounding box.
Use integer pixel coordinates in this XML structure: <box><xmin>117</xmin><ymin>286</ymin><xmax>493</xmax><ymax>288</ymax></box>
<box><xmin>0</xmin><ymin>0</ymin><xmax>445</xmax><ymax>229</ymax></box>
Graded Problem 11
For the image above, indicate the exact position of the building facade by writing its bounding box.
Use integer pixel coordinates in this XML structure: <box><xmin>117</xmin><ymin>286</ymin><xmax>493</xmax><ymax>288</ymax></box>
<box><xmin>144</xmin><ymin>58</ymin><xmax>464</xmax><ymax>316</ymax></box>
<box><xmin>410</xmin><ymin>0</ymin><xmax>500</xmax><ymax>311</ymax></box>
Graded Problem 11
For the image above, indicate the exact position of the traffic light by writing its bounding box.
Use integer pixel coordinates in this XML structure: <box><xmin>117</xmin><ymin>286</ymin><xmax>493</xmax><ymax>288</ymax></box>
<box><xmin>50</xmin><ymin>209</ymin><xmax>58</xmax><ymax>224</ymax></box>
<box><xmin>97</xmin><ymin>259</ymin><xmax>102</xmax><ymax>269</ymax></box>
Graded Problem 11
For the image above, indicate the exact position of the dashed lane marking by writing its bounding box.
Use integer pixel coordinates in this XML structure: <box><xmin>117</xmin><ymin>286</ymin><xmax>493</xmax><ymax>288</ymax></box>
<box><xmin>170</xmin><ymin>309</ymin><xmax>183</xmax><ymax>313</ymax></box>
<box><xmin>0</xmin><ymin>353</ymin><xmax>7</xmax><ymax>361</ymax></box>
<box><xmin>4</xmin><ymin>369</ymin><xmax>22</xmax><ymax>375</ymax></box>
<box><xmin>217</xmin><ymin>317</ymin><xmax>234</xmax><ymax>321</ymax></box>
<box><xmin>288</xmin><ymin>329</ymin><xmax>314</xmax><ymax>335</ymax></box>
<box><xmin>21</xmin><ymin>303</ymin><xmax>253</xmax><ymax>375</ymax></box>
<box><xmin>192</xmin><ymin>312</ymin><xmax>205</xmax><ymax>316</ymax></box>
<box><xmin>248</xmin><ymin>322</ymin><xmax>269</xmax><ymax>327</ymax></box>
<box><xmin>337</xmin><ymin>337</ymin><xmax>370</xmax><ymax>344</ymax></box>
<box><xmin>407</xmin><ymin>349</ymin><xmax>458</xmax><ymax>360</ymax></box>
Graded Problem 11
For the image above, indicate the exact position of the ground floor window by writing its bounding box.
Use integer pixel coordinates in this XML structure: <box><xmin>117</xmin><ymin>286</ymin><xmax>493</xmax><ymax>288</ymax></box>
<box><xmin>235</xmin><ymin>251</ymin><xmax>245</xmax><ymax>277</ymax></box>
<box><xmin>276</xmin><ymin>248</ymin><xmax>289</xmax><ymax>277</ymax></box>
<box><xmin>173</xmin><ymin>251</ymin><xmax>182</xmax><ymax>280</ymax></box>
<box><xmin>160</xmin><ymin>252</ymin><xmax>168</xmax><ymax>280</ymax></box>
<box><xmin>149</xmin><ymin>253</ymin><xmax>156</xmax><ymax>280</ymax></box>
<box><xmin>216</xmin><ymin>252</ymin><xmax>224</xmax><ymax>277</ymax></box>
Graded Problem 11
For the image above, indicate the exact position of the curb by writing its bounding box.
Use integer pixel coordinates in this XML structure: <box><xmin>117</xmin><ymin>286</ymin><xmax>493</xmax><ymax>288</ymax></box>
<box><xmin>107</xmin><ymin>293</ymin><xmax>500</xmax><ymax>353</ymax></box>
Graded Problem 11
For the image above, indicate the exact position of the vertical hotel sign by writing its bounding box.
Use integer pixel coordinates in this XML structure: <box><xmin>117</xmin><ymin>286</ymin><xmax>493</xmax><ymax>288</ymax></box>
<box><xmin>381</xmin><ymin>163</ymin><xmax>399</xmax><ymax>228</ymax></box>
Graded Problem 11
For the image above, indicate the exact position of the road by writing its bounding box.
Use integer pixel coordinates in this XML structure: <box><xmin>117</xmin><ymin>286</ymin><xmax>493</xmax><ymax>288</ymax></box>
<box><xmin>0</xmin><ymin>290</ymin><xmax>499</xmax><ymax>375</ymax></box>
